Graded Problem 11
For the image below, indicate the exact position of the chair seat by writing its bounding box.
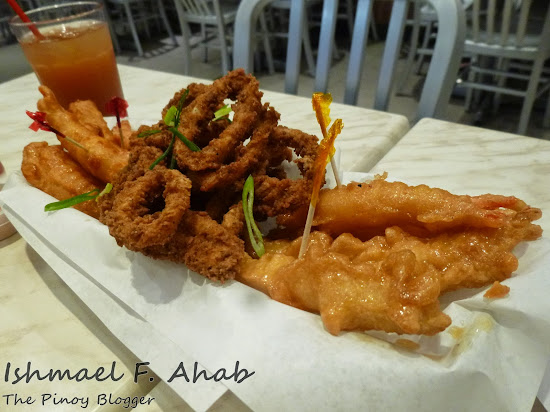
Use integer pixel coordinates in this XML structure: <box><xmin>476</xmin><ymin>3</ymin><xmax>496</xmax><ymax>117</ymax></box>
<box><xmin>464</xmin><ymin>40</ymin><xmax>539</xmax><ymax>60</ymax></box>
<box><xmin>465</xmin><ymin>33</ymin><xmax>544</xmax><ymax>60</ymax></box>
<box><xmin>184</xmin><ymin>11</ymin><xmax>236</xmax><ymax>25</ymax></box>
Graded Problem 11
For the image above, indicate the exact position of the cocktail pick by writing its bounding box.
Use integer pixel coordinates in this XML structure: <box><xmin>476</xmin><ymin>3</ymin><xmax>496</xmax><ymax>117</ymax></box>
<box><xmin>6</xmin><ymin>0</ymin><xmax>44</xmax><ymax>40</ymax></box>
<box><xmin>312</xmin><ymin>92</ymin><xmax>342</xmax><ymax>188</ymax></box>
<box><xmin>105</xmin><ymin>96</ymin><xmax>129</xmax><ymax>147</ymax></box>
<box><xmin>299</xmin><ymin>100</ymin><xmax>343</xmax><ymax>259</ymax></box>
<box><xmin>26</xmin><ymin>110</ymin><xmax>88</xmax><ymax>151</ymax></box>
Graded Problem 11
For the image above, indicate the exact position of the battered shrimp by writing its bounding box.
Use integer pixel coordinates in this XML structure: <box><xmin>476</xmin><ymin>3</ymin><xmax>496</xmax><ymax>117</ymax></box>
<box><xmin>37</xmin><ymin>85</ymin><xmax>128</xmax><ymax>183</ymax></box>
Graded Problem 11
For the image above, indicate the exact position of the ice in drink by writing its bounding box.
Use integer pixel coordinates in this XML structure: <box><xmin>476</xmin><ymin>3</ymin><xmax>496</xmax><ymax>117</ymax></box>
<box><xmin>19</xmin><ymin>20</ymin><xmax>123</xmax><ymax>115</ymax></box>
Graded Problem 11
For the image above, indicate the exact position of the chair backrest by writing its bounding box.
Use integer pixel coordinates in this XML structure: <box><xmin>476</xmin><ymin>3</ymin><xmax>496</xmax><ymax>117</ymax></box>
<box><xmin>178</xmin><ymin>0</ymin><xmax>213</xmax><ymax>16</ymax></box>
<box><xmin>467</xmin><ymin>0</ymin><xmax>550</xmax><ymax>49</ymax></box>
<box><xmin>176</xmin><ymin>0</ymin><xmax>224</xmax><ymax>25</ymax></box>
<box><xmin>233</xmin><ymin>0</ymin><xmax>465</xmax><ymax>122</ymax></box>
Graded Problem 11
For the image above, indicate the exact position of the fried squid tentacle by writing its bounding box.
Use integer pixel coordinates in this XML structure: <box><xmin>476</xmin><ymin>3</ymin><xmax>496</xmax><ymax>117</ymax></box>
<box><xmin>253</xmin><ymin>126</ymin><xmax>320</xmax><ymax>218</ymax></box>
<box><xmin>140</xmin><ymin>210</ymin><xmax>246</xmax><ymax>282</ymax></box>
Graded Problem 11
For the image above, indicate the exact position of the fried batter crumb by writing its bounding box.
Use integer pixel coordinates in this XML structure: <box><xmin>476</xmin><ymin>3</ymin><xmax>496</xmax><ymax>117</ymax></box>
<box><xmin>483</xmin><ymin>281</ymin><xmax>510</xmax><ymax>299</ymax></box>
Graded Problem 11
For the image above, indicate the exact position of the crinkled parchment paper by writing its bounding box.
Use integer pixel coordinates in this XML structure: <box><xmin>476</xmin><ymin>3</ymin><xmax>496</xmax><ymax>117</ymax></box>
<box><xmin>2</xmin><ymin>171</ymin><xmax>550</xmax><ymax>412</ymax></box>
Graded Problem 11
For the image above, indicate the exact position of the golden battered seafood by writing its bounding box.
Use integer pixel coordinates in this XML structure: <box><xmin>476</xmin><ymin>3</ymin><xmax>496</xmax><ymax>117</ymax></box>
<box><xmin>37</xmin><ymin>85</ymin><xmax>128</xmax><ymax>183</ymax></box>
<box><xmin>240</xmin><ymin>231</ymin><xmax>452</xmax><ymax>336</ymax></box>
<box><xmin>135</xmin><ymin>210</ymin><xmax>246</xmax><ymax>282</ymax></box>
<box><xmin>68</xmin><ymin>99</ymin><xmax>116</xmax><ymax>144</ymax></box>
<box><xmin>22</xmin><ymin>142</ymin><xmax>102</xmax><ymax>218</ymax></box>
<box><xmin>281</xmin><ymin>178</ymin><xmax>530</xmax><ymax>239</ymax></box>
<box><xmin>240</xmin><ymin>202</ymin><xmax>541</xmax><ymax>336</ymax></box>
<box><xmin>21</xmin><ymin>72</ymin><xmax>543</xmax><ymax>337</ymax></box>
<box><xmin>379</xmin><ymin>209</ymin><xmax>541</xmax><ymax>292</ymax></box>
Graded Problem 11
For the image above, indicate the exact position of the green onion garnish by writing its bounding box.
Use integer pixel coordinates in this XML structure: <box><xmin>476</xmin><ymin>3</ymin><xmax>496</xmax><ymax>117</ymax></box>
<box><xmin>164</xmin><ymin>106</ymin><xmax>178</xmax><ymax>126</ymax></box>
<box><xmin>149</xmin><ymin>136</ymin><xmax>175</xmax><ymax>170</ymax></box>
<box><xmin>169</xmin><ymin>127</ymin><xmax>200</xmax><ymax>152</ymax></box>
<box><xmin>45</xmin><ymin>189</ymin><xmax>99</xmax><ymax>211</ymax></box>
<box><xmin>174</xmin><ymin>89</ymin><xmax>189</xmax><ymax>129</ymax></box>
<box><xmin>96</xmin><ymin>183</ymin><xmax>113</xmax><ymax>200</ymax></box>
<box><xmin>150</xmin><ymin>89</ymin><xmax>192</xmax><ymax>169</ymax></box>
<box><xmin>137</xmin><ymin>129</ymin><xmax>161</xmax><ymax>138</ymax></box>
<box><xmin>242</xmin><ymin>175</ymin><xmax>265</xmax><ymax>257</ymax></box>
<box><xmin>44</xmin><ymin>182</ymin><xmax>114</xmax><ymax>212</ymax></box>
<box><xmin>213</xmin><ymin>104</ymin><xmax>232</xmax><ymax>122</ymax></box>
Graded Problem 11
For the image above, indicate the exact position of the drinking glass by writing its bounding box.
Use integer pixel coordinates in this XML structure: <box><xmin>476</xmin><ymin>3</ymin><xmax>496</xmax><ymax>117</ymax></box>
<box><xmin>9</xmin><ymin>1</ymin><xmax>123</xmax><ymax>115</ymax></box>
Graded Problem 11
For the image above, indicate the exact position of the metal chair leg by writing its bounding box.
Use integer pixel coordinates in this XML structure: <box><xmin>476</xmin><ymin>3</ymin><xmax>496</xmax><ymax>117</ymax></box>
<box><xmin>543</xmin><ymin>90</ymin><xmax>550</xmax><ymax>128</ymax></box>
<box><xmin>259</xmin><ymin>12</ymin><xmax>275</xmax><ymax>75</ymax></box>
<box><xmin>344</xmin><ymin>0</ymin><xmax>373</xmax><ymax>105</ymax></box>
<box><xmin>157</xmin><ymin>0</ymin><xmax>176</xmax><ymax>45</ymax></box>
<box><xmin>396</xmin><ymin>1</ymin><xmax>421</xmax><ymax>95</ymax></box>
<box><xmin>302</xmin><ymin>12</ymin><xmax>316</xmax><ymax>78</ymax></box>
<box><xmin>123</xmin><ymin>0</ymin><xmax>143</xmax><ymax>56</ymax></box>
<box><xmin>414</xmin><ymin>0</ymin><xmax>465</xmax><ymax>121</ymax></box>
<box><xmin>374</xmin><ymin>0</ymin><xmax>408</xmax><ymax>111</ymax></box>
<box><xmin>518</xmin><ymin>56</ymin><xmax>545</xmax><ymax>135</ymax></box>
<box><xmin>315</xmin><ymin>0</ymin><xmax>339</xmax><ymax>93</ymax></box>
<box><xmin>285</xmin><ymin>0</ymin><xmax>306</xmax><ymax>94</ymax></box>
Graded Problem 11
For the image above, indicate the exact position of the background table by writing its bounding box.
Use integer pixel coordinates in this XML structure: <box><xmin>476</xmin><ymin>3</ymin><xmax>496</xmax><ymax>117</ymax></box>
<box><xmin>0</xmin><ymin>65</ymin><xmax>410</xmax><ymax>411</ymax></box>
<box><xmin>370</xmin><ymin>118</ymin><xmax>550</xmax><ymax>232</ymax></box>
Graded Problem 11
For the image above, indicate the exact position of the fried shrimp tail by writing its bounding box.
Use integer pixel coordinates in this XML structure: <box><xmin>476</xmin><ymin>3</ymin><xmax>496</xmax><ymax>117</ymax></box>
<box><xmin>22</xmin><ymin>142</ymin><xmax>102</xmax><ymax>218</ymax></box>
<box><xmin>68</xmin><ymin>100</ymin><xmax>116</xmax><ymax>144</ymax></box>
<box><xmin>37</xmin><ymin>86</ymin><xmax>128</xmax><ymax>183</ymax></box>
<box><xmin>280</xmin><ymin>178</ymin><xmax>535</xmax><ymax>239</ymax></box>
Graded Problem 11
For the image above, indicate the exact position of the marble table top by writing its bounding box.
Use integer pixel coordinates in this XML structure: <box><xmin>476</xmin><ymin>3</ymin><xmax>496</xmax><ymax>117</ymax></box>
<box><xmin>370</xmin><ymin>118</ymin><xmax>550</xmax><ymax>232</ymax></box>
<box><xmin>0</xmin><ymin>65</ymin><xmax>409</xmax><ymax>411</ymax></box>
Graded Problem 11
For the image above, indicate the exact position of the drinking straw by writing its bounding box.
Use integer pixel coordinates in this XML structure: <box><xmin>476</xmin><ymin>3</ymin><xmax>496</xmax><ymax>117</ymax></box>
<box><xmin>6</xmin><ymin>0</ymin><xmax>44</xmax><ymax>39</ymax></box>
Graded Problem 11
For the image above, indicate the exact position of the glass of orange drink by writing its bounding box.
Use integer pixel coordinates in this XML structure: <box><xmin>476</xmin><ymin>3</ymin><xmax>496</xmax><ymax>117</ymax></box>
<box><xmin>9</xmin><ymin>1</ymin><xmax>123</xmax><ymax>115</ymax></box>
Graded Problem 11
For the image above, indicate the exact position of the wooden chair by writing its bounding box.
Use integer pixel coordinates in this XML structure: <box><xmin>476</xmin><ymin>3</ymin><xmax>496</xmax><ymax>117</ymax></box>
<box><xmin>233</xmin><ymin>0</ymin><xmax>465</xmax><ymax>122</ymax></box>
<box><xmin>460</xmin><ymin>0</ymin><xmax>550</xmax><ymax>135</ymax></box>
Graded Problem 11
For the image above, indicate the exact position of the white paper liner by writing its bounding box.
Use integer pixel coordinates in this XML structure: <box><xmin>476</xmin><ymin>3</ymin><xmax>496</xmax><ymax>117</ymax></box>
<box><xmin>1</xmin><ymin>177</ymin><xmax>227</xmax><ymax>411</ymax></box>
<box><xmin>2</xmin><ymin>171</ymin><xmax>550</xmax><ymax>412</ymax></box>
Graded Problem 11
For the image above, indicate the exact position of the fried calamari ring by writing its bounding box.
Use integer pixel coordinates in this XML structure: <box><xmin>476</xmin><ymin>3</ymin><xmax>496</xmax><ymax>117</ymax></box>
<box><xmin>140</xmin><ymin>210</ymin><xmax>246</xmax><ymax>282</ymax></box>
<box><xmin>161</xmin><ymin>82</ymin><xmax>210</xmax><ymax>119</ymax></box>
<box><xmin>253</xmin><ymin>125</ymin><xmax>320</xmax><ymax>218</ymax></box>
<box><xmin>173</xmin><ymin>69</ymin><xmax>266</xmax><ymax>171</ymax></box>
<box><xmin>103</xmin><ymin>169</ymin><xmax>192</xmax><ymax>250</ymax></box>
<box><xmin>194</xmin><ymin>106</ymin><xmax>279</xmax><ymax>192</ymax></box>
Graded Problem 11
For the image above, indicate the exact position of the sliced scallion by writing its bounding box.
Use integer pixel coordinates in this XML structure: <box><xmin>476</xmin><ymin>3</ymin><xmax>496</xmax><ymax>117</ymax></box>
<box><xmin>242</xmin><ymin>175</ymin><xmax>265</xmax><ymax>257</ymax></box>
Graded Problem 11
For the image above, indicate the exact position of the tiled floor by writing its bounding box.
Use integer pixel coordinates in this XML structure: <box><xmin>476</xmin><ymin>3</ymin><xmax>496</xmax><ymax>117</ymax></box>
<box><xmin>1</xmin><ymin>31</ymin><xmax>548</xmax><ymax>140</ymax></box>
